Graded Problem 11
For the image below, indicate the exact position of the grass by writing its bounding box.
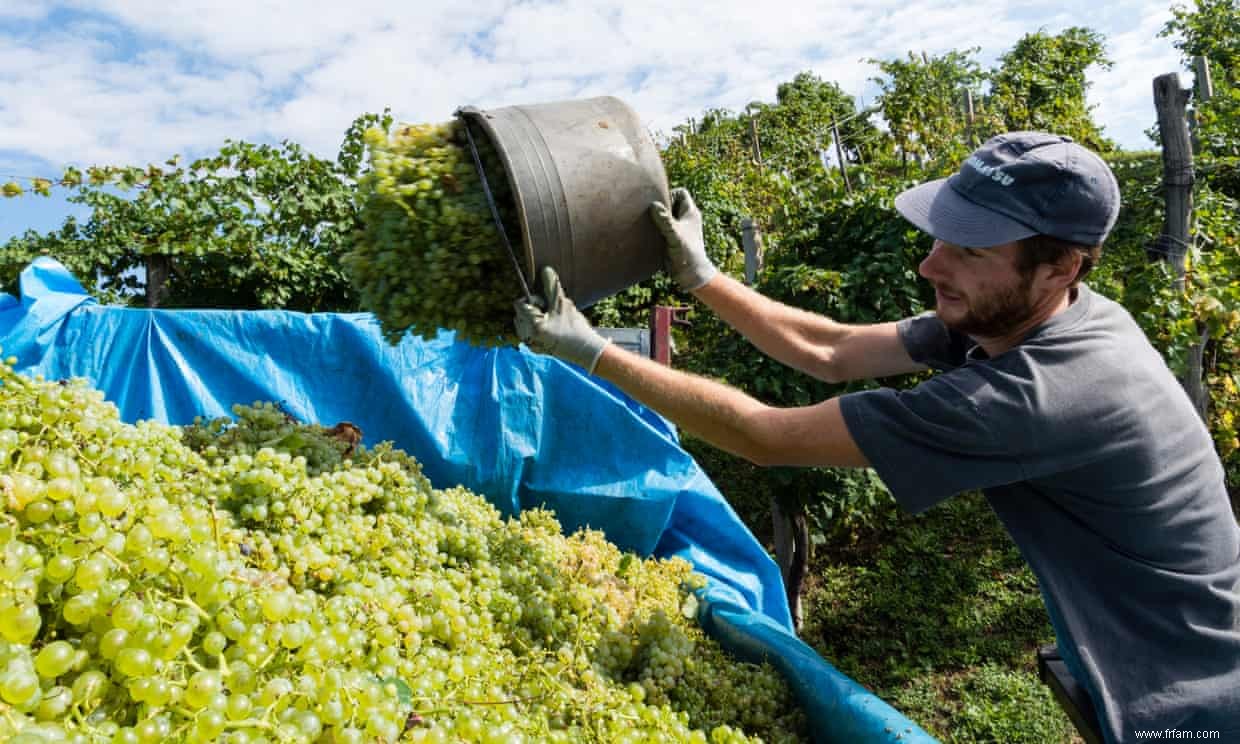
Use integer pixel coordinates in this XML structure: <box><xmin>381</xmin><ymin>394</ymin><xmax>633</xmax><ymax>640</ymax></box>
<box><xmin>780</xmin><ymin>491</ymin><xmax>1082</xmax><ymax>743</ymax></box>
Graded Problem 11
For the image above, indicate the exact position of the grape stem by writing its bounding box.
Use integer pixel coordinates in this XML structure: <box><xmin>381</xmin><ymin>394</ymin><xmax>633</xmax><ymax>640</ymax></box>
<box><xmin>209</xmin><ymin>499</ymin><xmax>221</xmax><ymax>550</ymax></box>
<box><xmin>417</xmin><ymin>690</ymin><xmax>550</xmax><ymax>715</ymax></box>
<box><xmin>223</xmin><ymin>716</ymin><xmax>277</xmax><ymax>731</ymax></box>
<box><xmin>99</xmin><ymin>548</ymin><xmax>132</xmax><ymax>574</ymax></box>
<box><xmin>67</xmin><ymin>439</ymin><xmax>99</xmax><ymax>470</ymax></box>
<box><xmin>181</xmin><ymin>647</ymin><xmax>208</xmax><ymax>673</ymax></box>
<box><xmin>171</xmin><ymin>594</ymin><xmax>211</xmax><ymax>622</ymax></box>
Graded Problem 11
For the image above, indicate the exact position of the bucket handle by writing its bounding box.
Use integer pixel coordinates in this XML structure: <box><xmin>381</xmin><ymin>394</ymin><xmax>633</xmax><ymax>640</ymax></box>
<box><xmin>455</xmin><ymin>107</ymin><xmax>534</xmax><ymax>303</ymax></box>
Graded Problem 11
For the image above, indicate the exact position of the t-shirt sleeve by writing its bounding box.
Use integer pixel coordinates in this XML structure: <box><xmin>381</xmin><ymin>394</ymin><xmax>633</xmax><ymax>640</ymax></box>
<box><xmin>839</xmin><ymin>373</ymin><xmax>1028</xmax><ymax>514</ymax></box>
<box><xmin>898</xmin><ymin>312</ymin><xmax>971</xmax><ymax>371</ymax></box>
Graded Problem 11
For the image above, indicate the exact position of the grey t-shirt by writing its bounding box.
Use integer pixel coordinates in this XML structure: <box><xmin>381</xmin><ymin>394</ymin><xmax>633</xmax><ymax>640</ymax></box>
<box><xmin>839</xmin><ymin>285</ymin><xmax>1240</xmax><ymax>743</ymax></box>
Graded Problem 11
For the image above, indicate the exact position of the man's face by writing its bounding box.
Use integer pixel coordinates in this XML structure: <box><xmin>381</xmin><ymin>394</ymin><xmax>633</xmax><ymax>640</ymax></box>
<box><xmin>917</xmin><ymin>239</ymin><xmax>1037</xmax><ymax>338</ymax></box>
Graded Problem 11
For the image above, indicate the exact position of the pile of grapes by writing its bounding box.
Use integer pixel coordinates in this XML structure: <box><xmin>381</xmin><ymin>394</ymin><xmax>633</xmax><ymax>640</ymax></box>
<box><xmin>346</xmin><ymin>121</ymin><xmax>526</xmax><ymax>348</ymax></box>
<box><xmin>0</xmin><ymin>358</ymin><xmax>807</xmax><ymax>743</ymax></box>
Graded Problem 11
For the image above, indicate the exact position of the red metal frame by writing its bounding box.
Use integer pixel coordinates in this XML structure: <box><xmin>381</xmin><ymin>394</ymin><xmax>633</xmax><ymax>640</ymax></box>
<box><xmin>650</xmin><ymin>306</ymin><xmax>690</xmax><ymax>366</ymax></box>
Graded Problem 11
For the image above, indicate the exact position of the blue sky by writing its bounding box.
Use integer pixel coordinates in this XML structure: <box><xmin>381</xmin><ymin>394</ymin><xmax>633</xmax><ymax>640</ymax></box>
<box><xmin>0</xmin><ymin>1</ymin><xmax>1189</xmax><ymax>243</ymax></box>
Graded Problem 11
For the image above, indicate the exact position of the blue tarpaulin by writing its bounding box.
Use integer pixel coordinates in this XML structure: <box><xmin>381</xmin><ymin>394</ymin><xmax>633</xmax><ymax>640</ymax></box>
<box><xmin>0</xmin><ymin>258</ymin><xmax>937</xmax><ymax>744</ymax></box>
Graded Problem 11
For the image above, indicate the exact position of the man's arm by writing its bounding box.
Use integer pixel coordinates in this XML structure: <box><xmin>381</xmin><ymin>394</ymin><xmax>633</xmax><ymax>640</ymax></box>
<box><xmin>593</xmin><ymin>343</ymin><xmax>869</xmax><ymax>468</ymax></box>
<box><xmin>513</xmin><ymin>266</ymin><xmax>868</xmax><ymax>468</ymax></box>
<box><xmin>692</xmin><ymin>273</ymin><xmax>927</xmax><ymax>383</ymax></box>
<box><xmin>651</xmin><ymin>189</ymin><xmax>924</xmax><ymax>384</ymax></box>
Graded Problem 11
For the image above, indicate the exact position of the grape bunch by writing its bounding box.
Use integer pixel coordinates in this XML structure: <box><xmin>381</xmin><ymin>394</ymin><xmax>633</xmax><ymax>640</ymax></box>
<box><xmin>182</xmin><ymin>403</ymin><xmax>359</xmax><ymax>477</ymax></box>
<box><xmin>346</xmin><ymin>121</ymin><xmax>525</xmax><ymax>348</ymax></box>
<box><xmin>0</xmin><ymin>356</ymin><xmax>807</xmax><ymax>743</ymax></box>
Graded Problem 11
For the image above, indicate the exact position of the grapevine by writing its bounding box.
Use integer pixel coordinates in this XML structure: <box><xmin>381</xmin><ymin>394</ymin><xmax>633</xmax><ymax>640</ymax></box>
<box><xmin>346</xmin><ymin>121</ymin><xmax>525</xmax><ymax>348</ymax></box>
<box><xmin>0</xmin><ymin>357</ymin><xmax>807</xmax><ymax>743</ymax></box>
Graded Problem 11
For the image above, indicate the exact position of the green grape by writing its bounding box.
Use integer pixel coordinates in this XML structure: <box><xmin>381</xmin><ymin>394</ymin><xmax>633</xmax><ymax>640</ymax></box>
<box><xmin>98</xmin><ymin>628</ymin><xmax>128</xmax><ymax>660</ymax></box>
<box><xmin>0</xmin><ymin>602</ymin><xmax>41</xmax><ymax>643</ymax></box>
<box><xmin>226</xmin><ymin>692</ymin><xmax>253</xmax><ymax>721</ymax></box>
<box><xmin>46</xmin><ymin>476</ymin><xmax>79</xmax><ymax>502</ymax></box>
<box><xmin>0</xmin><ymin>663</ymin><xmax>39</xmax><ymax>705</ymax></box>
<box><xmin>202</xmin><ymin>631</ymin><xmax>227</xmax><ymax>656</ymax></box>
<box><xmin>71</xmin><ymin>669</ymin><xmax>108</xmax><ymax>705</ymax></box>
<box><xmin>110</xmin><ymin>728</ymin><xmax>139</xmax><ymax>744</ymax></box>
<box><xmin>62</xmin><ymin>593</ymin><xmax>96</xmax><ymax>626</ymax></box>
<box><xmin>194</xmin><ymin>708</ymin><xmax>227</xmax><ymax>739</ymax></box>
<box><xmin>34</xmin><ymin>641</ymin><xmax>75</xmax><ymax>679</ymax></box>
<box><xmin>260</xmin><ymin>590</ymin><xmax>291</xmax><ymax>622</ymax></box>
<box><xmin>110</xmin><ymin>598</ymin><xmax>144</xmax><ymax>631</ymax></box>
<box><xmin>0</xmin><ymin>359</ymin><xmax>807</xmax><ymax>743</ymax></box>
<box><xmin>114</xmin><ymin>648</ymin><xmax>154</xmax><ymax>678</ymax></box>
<box><xmin>45</xmin><ymin>554</ymin><xmax>75</xmax><ymax>583</ymax></box>
<box><xmin>35</xmin><ymin>685</ymin><xmax>73</xmax><ymax>720</ymax></box>
<box><xmin>122</xmin><ymin>524</ymin><xmax>153</xmax><ymax>555</ymax></box>
<box><xmin>345</xmin><ymin>120</ymin><xmax>525</xmax><ymax>347</ymax></box>
<box><xmin>93</xmin><ymin>479</ymin><xmax>128</xmax><ymax>518</ymax></box>
<box><xmin>185</xmin><ymin>669</ymin><xmax>223</xmax><ymax>709</ymax></box>
<box><xmin>72</xmin><ymin>555</ymin><xmax>109</xmax><ymax>590</ymax></box>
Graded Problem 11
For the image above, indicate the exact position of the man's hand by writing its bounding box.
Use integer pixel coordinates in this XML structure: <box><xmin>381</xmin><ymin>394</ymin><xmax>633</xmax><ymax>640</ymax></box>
<box><xmin>651</xmin><ymin>187</ymin><xmax>717</xmax><ymax>291</ymax></box>
<box><xmin>514</xmin><ymin>266</ymin><xmax>611</xmax><ymax>373</ymax></box>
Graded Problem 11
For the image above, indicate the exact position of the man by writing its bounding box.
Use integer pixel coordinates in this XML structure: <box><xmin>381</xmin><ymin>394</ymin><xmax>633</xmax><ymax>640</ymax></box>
<box><xmin>514</xmin><ymin>132</ymin><xmax>1240</xmax><ymax>743</ymax></box>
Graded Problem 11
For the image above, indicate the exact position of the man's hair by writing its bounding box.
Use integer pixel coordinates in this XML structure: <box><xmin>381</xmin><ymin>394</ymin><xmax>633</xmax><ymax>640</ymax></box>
<box><xmin>1017</xmin><ymin>235</ymin><xmax>1102</xmax><ymax>284</ymax></box>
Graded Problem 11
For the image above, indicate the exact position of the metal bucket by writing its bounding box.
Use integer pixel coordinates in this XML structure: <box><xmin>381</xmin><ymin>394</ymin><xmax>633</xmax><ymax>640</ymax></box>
<box><xmin>458</xmin><ymin>97</ymin><xmax>670</xmax><ymax>308</ymax></box>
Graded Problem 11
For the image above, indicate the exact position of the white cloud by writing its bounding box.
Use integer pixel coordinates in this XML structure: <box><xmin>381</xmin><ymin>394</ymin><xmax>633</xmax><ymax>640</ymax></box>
<box><xmin>0</xmin><ymin>4</ymin><xmax>48</xmax><ymax>20</ymax></box>
<box><xmin>1089</xmin><ymin>7</ymin><xmax>1183</xmax><ymax>149</ymax></box>
<box><xmin>0</xmin><ymin>0</ymin><xmax>1188</xmax><ymax>179</ymax></box>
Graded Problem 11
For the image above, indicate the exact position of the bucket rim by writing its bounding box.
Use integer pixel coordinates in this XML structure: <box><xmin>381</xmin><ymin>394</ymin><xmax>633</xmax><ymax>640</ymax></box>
<box><xmin>454</xmin><ymin>106</ymin><xmax>538</xmax><ymax>291</ymax></box>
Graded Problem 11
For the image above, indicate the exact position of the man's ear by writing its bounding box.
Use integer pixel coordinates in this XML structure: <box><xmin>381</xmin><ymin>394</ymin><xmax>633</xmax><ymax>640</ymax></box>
<box><xmin>1037</xmin><ymin>250</ymin><xmax>1083</xmax><ymax>291</ymax></box>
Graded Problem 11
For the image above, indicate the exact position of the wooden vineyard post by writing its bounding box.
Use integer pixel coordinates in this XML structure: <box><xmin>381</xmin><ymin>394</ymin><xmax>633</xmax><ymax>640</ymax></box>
<box><xmin>742</xmin><ymin>218</ymin><xmax>763</xmax><ymax>286</ymax></box>
<box><xmin>750</xmin><ymin>115</ymin><xmax>763</xmax><ymax>172</ymax></box>
<box><xmin>831</xmin><ymin>115</ymin><xmax>852</xmax><ymax>194</ymax></box>
<box><xmin>1152</xmin><ymin>71</ymin><xmax>1208</xmax><ymax>420</ymax></box>
<box><xmin>962</xmin><ymin>88</ymin><xmax>977</xmax><ymax>147</ymax></box>
<box><xmin>772</xmin><ymin>495</ymin><xmax>808</xmax><ymax>630</ymax></box>
<box><xmin>1189</xmin><ymin>56</ymin><xmax>1214</xmax><ymax>152</ymax></box>
<box><xmin>146</xmin><ymin>254</ymin><xmax>171</xmax><ymax>308</ymax></box>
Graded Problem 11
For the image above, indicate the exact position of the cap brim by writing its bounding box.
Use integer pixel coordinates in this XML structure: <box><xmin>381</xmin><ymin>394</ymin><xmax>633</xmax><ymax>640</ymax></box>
<box><xmin>895</xmin><ymin>178</ymin><xmax>1039</xmax><ymax>248</ymax></box>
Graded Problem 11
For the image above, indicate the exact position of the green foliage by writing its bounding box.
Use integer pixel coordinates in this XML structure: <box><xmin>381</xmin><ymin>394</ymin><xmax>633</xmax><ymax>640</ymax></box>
<box><xmin>1163</xmin><ymin>0</ymin><xmax>1240</xmax><ymax>154</ymax></box>
<box><xmin>987</xmin><ymin>27</ymin><xmax>1115</xmax><ymax>152</ymax></box>
<box><xmin>757</xmin><ymin>72</ymin><xmax>884</xmax><ymax>180</ymax></box>
<box><xmin>0</xmin><ymin>111</ymin><xmax>394</xmax><ymax>310</ymax></box>
<box><xmin>869</xmin><ymin>50</ymin><xmax>990</xmax><ymax>174</ymax></box>
<box><xmin>942</xmin><ymin>665</ymin><xmax>1077</xmax><ymax>744</ymax></box>
<box><xmin>869</xmin><ymin>28</ymin><xmax>1115</xmax><ymax>178</ymax></box>
<box><xmin>1089</xmin><ymin>160</ymin><xmax>1240</xmax><ymax>488</ymax></box>
<box><xmin>1165</xmin><ymin>0</ymin><xmax>1240</xmax><ymax>69</ymax></box>
<box><xmin>1159</xmin><ymin>2</ymin><xmax>1240</xmax><ymax>486</ymax></box>
<box><xmin>1189</xmin><ymin>181</ymin><xmax>1240</xmax><ymax>481</ymax></box>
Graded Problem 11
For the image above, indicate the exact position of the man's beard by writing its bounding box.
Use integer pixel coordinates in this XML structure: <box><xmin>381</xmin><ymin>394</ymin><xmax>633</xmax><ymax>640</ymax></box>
<box><xmin>937</xmin><ymin>274</ymin><xmax>1036</xmax><ymax>338</ymax></box>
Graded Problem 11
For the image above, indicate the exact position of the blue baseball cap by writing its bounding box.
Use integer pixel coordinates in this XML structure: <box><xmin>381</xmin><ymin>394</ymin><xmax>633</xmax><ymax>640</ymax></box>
<box><xmin>894</xmin><ymin>132</ymin><xmax>1120</xmax><ymax>248</ymax></box>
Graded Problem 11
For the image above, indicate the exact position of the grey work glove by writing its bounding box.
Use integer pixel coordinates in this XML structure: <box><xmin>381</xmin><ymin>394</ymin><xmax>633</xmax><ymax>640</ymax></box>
<box><xmin>650</xmin><ymin>187</ymin><xmax>717</xmax><ymax>291</ymax></box>
<box><xmin>514</xmin><ymin>266</ymin><xmax>611</xmax><ymax>374</ymax></box>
